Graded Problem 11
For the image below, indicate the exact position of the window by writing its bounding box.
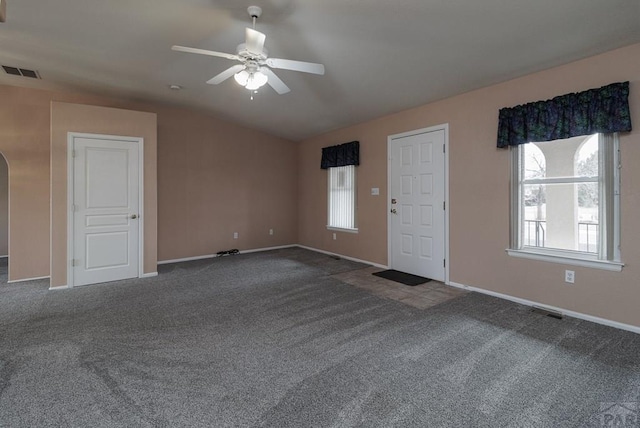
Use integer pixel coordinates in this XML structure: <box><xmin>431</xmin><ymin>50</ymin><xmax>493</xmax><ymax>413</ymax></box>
<box><xmin>508</xmin><ymin>133</ymin><xmax>622</xmax><ymax>270</ymax></box>
<box><xmin>327</xmin><ymin>165</ymin><xmax>357</xmax><ymax>231</ymax></box>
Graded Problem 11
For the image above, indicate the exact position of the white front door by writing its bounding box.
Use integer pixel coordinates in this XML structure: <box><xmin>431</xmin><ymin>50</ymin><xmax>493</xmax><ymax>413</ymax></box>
<box><xmin>389</xmin><ymin>127</ymin><xmax>446</xmax><ymax>281</ymax></box>
<box><xmin>71</xmin><ymin>135</ymin><xmax>140</xmax><ymax>286</ymax></box>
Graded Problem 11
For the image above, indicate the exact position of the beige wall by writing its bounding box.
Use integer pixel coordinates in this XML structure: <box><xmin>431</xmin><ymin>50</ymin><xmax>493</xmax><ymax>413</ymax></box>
<box><xmin>0</xmin><ymin>85</ymin><xmax>297</xmax><ymax>284</ymax></box>
<box><xmin>0</xmin><ymin>86</ymin><xmax>52</xmax><ymax>280</ymax></box>
<box><xmin>155</xmin><ymin>105</ymin><xmax>298</xmax><ymax>262</ymax></box>
<box><xmin>0</xmin><ymin>155</ymin><xmax>7</xmax><ymax>256</ymax></box>
<box><xmin>298</xmin><ymin>43</ymin><xmax>640</xmax><ymax>327</ymax></box>
<box><xmin>51</xmin><ymin>102</ymin><xmax>158</xmax><ymax>287</ymax></box>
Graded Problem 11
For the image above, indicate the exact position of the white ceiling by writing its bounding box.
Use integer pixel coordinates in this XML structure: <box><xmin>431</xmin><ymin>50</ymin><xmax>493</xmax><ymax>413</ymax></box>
<box><xmin>1</xmin><ymin>0</ymin><xmax>639</xmax><ymax>141</ymax></box>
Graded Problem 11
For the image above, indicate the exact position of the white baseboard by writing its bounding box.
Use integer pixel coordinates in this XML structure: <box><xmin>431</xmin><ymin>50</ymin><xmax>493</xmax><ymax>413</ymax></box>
<box><xmin>141</xmin><ymin>272</ymin><xmax>158</xmax><ymax>278</ymax></box>
<box><xmin>8</xmin><ymin>275</ymin><xmax>50</xmax><ymax>284</ymax></box>
<box><xmin>157</xmin><ymin>254</ymin><xmax>216</xmax><ymax>265</ymax></box>
<box><xmin>158</xmin><ymin>245</ymin><xmax>297</xmax><ymax>265</ymax></box>
<box><xmin>448</xmin><ymin>281</ymin><xmax>640</xmax><ymax>335</ymax></box>
<box><xmin>240</xmin><ymin>244</ymin><xmax>297</xmax><ymax>254</ymax></box>
<box><xmin>297</xmin><ymin>245</ymin><xmax>388</xmax><ymax>269</ymax></box>
<box><xmin>158</xmin><ymin>244</ymin><xmax>386</xmax><ymax>270</ymax></box>
<box><xmin>49</xmin><ymin>284</ymin><xmax>69</xmax><ymax>290</ymax></box>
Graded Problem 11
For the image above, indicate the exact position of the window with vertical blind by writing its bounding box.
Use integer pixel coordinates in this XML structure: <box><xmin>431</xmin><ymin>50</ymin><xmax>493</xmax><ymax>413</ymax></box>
<box><xmin>321</xmin><ymin>140</ymin><xmax>359</xmax><ymax>232</ymax></box>
<box><xmin>327</xmin><ymin>165</ymin><xmax>357</xmax><ymax>231</ymax></box>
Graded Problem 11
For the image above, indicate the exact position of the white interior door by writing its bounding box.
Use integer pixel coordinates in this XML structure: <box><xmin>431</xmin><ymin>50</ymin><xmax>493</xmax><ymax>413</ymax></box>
<box><xmin>389</xmin><ymin>128</ymin><xmax>446</xmax><ymax>281</ymax></box>
<box><xmin>71</xmin><ymin>136</ymin><xmax>140</xmax><ymax>286</ymax></box>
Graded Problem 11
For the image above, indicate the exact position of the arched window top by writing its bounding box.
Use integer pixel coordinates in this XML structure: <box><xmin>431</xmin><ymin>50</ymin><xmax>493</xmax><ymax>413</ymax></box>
<box><xmin>523</xmin><ymin>143</ymin><xmax>545</xmax><ymax>180</ymax></box>
<box><xmin>575</xmin><ymin>134</ymin><xmax>598</xmax><ymax>178</ymax></box>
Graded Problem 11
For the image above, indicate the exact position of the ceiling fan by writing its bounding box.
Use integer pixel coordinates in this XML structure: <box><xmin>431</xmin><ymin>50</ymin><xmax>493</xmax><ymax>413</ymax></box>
<box><xmin>172</xmin><ymin>6</ymin><xmax>325</xmax><ymax>96</ymax></box>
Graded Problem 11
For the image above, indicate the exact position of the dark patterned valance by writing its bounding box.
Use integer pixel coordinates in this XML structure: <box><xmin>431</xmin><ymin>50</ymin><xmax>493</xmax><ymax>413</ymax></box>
<box><xmin>320</xmin><ymin>141</ymin><xmax>360</xmax><ymax>169</ymax></box>
<box><xmin>497</xmin><ymin>82</ymin><xmax>632</xmax><ymax>148</ymax></box>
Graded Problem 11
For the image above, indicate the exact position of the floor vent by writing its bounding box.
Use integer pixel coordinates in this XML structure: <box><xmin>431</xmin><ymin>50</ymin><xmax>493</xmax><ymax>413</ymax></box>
<box><xmin>531</xmin><ymin>306</ymin><xmax>563</xmax><ymax>320</ymax></box>
<box><xmin>2</xmin><ymin>66</ymin><xmax>41</xmax><ymax>79</ymax></box>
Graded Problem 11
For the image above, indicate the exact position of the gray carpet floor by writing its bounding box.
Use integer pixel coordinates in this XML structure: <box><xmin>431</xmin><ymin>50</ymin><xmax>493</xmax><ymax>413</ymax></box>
<box><xmin>1</xmin><ymin>248</ymin><xmax>639</xmax><ymax>427</ymax></box>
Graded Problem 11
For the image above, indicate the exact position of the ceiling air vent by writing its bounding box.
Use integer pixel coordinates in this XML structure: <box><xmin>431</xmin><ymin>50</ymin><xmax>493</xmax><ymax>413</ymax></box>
<box><xmin>2</xmin><ymin>66</ymin><xmax>41</xmax><ymax>79</ymax></box>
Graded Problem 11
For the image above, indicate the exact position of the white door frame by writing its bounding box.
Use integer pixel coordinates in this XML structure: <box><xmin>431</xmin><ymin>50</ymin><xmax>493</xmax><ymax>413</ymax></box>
<box><xmin>66</xmin><ymin>132</ymin><xmax>145</xmax><ymax>288</ymax></box>
<box><xmin>387</xmin><ymin>124</ymin><xmax>450</xmax><ymax>283</ymax></box>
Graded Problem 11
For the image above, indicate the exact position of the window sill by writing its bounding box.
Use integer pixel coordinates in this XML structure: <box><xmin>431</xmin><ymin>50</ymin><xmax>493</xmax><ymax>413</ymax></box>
<box><xmin>327</xmin><ymin>226</ymin><xmax>359</xmax><ymax>234</ymax></box>
<box><xmin>506</xmin><ymin>249</ymin><xmax>623</xmax><ymax>272</ymax></box>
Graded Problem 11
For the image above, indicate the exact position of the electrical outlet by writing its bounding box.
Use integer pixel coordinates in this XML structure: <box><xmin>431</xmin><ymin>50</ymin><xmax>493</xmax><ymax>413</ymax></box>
<box><xmin>233</xmin><ymin>232</ymin><xmax>238</xmax><ymax>239</ymax></box>
<box><xmin>565</xmin><ymin>270</ymin><xmax>575</xmax><ymax>284</ymax></box>
<box><xmin>332</xmin><ymin>233</ymin><xmax>337</xmax><ymax>240</ymax></box>
<box><xmin>269</xmin><ymin>228</ymin><xmax>274</xmax><ymax>235</ymax></box>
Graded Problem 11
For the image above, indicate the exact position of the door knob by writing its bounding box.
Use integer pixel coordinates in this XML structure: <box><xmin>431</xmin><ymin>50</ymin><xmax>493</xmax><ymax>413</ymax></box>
<box><xmin>130</xmin><ymin>214</ymin><xmax>138</xmax><ymax>219</ymax></box>
<box><xmin>390</xmin><ymin>208</ymin><xmax>397</xmax><ymax>214</ymax></box>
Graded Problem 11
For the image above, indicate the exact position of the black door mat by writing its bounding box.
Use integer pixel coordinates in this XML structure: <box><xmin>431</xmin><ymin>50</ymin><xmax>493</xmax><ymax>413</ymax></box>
<box><xmin>372</xmin><ymin>270</ymin><xmax>432</xmax><ymax>286</ymax></box>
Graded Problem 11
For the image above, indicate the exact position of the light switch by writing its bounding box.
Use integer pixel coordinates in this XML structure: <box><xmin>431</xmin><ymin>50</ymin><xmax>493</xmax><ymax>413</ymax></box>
<box><xmin>371</xmin><ymin>187</ymin><xmax>380</xmax><ymax>196</ymax></box>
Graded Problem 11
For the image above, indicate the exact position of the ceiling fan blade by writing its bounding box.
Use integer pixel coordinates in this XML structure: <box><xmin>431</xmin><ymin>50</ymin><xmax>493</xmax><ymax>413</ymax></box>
<box><xmin>245</xmin><ymin>28</ymin><xmax>266</xmax><ymax>55</ymax></box>
<box><xmin>206</xmin><ymin>64</ymin><xmax>246</xmax><ymax>85</ymax></box>
<box><xmin>261</xmin><ymin>68</ymin><xmax>290</xmax><ymax>94</ymax></box>
<box><xmin>172</xmin><ymin>45</ymin><xmax>240</xmax><ymax>61</ymax></box>
<box><xmin>265</xmin><ymin>58</ymin><xmax>325</xmax><ymax>75</ymax></box>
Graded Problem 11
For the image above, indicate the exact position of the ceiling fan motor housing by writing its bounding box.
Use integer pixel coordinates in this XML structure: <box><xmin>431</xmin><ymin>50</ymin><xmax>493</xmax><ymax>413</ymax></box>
<box><xmin>236</xmin><ymin>43</ymin><xmax>268</xmax><ymax>61</ymax></box>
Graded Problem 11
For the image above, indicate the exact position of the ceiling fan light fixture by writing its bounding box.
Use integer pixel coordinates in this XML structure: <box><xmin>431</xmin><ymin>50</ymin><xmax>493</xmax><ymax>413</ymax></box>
<box><xmin>245</xmin><ymin>70</ymin><xmax>268</xmax><ymax>90</ymax></box>
<box><xmin>234</xmin><ymin>70</ymin><xmax>250</xmax><ymax>86</ymax></box>
<box><xmin>235</xmin><ymin>69</ymin><xmax>268</xmax><ymax>90</ymax></box>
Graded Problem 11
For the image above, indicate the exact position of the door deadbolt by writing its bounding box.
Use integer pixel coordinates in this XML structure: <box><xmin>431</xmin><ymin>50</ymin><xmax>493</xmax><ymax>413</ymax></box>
<box><xmin>130</xmin><ymin>214</ymin><xmax>138</xmax><ymax>219</ymax></box>
<box><xmin>390</xmin><ymin>208</ymin><xmax>397</xmax><ymax>214</ymax></box>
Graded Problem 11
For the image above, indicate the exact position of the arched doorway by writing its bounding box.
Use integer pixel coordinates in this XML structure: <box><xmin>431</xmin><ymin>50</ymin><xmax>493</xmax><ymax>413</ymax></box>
<box><xmin>0</xmin><ymin>153</ymin><xmax>7</xmax><ymax>283</ymax></box>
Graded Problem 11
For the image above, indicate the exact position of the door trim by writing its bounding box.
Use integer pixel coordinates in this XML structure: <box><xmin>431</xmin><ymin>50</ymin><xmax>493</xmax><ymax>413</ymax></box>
<box><xmin>66</xmin><ymin>132</ymin><xmax>144</xmax><ymax>288</ymax></box>
<box><xmin>387</xmin><ymin>124</ymin><xmax>449</xmax><ymax>283</ymax></box>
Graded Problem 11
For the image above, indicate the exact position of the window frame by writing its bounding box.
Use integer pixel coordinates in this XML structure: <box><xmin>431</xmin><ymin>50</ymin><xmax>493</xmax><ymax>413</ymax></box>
<box><xmin>507</xmin><ymin>133</ymin><xmax>623</xmax><ymax>271</ymax></box>
<box><xmin>327</xmin><ymin>165</ymin><xmax>358</xmax><ymax>233</ymax></box>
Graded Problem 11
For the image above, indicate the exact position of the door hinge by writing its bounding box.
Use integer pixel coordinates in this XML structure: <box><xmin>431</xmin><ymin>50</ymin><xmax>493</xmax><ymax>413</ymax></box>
<box><xmin>71</xmin><ymin>150</ymin><xmax>76</xmax><ymax>158</ymax></box>
<box><xmin>71</xmin><ymin>204</ymin><xmax>77</xmax><ymax>212</ymax></box>
<box><xmin>443</xmin><ymin>201</ymin><xmax>446</xmax><ymax>210</ymax></box>
<box><xmin>443</xmin><ymin>144</ymin><xmax>446</xmax><ymax>153</ymax></box>
<box><xmin>72</xmin><ymin>259</ymin><xmax>80</xmax><ymax>267</ymax></box>
<box><xmin>444</xmin><ymin>259</ymin><xmax>446</xmax><ymax>268</ymax></box>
